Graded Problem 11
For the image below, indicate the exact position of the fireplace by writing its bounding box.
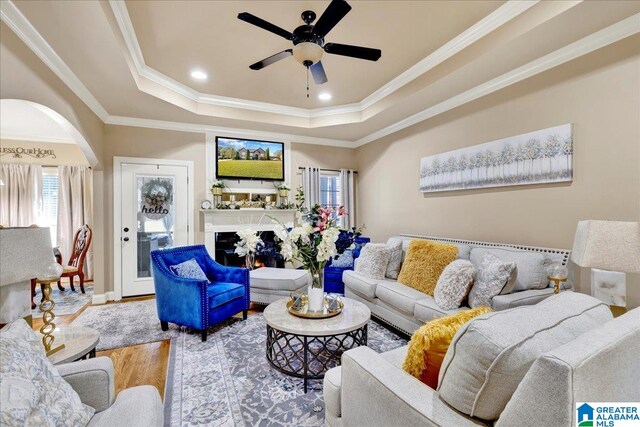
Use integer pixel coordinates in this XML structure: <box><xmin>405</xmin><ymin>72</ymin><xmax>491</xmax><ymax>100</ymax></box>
<box><xmin>214</xmin><ymin>231</ymin><xmax>285</xmax><ymax>269</ymax></box>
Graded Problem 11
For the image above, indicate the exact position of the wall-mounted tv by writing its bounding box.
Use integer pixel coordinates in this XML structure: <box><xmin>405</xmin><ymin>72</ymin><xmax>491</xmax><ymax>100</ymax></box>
<box><xmin>215</xmin><ymin>136</ymin><xmax>285</xmax><ymax>181</ymax></box>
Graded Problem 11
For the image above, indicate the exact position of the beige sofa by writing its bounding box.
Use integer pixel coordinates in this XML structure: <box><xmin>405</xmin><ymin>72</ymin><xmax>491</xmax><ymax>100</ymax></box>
<box><xmin>343</xmin><ymin>234</ymin><xmax>573</xmax><ymax>334</ymax></box>
<box><xmin>324</xmin><ymin>293</ymin><xmax>640</xmax><ymax>426</ymax></box>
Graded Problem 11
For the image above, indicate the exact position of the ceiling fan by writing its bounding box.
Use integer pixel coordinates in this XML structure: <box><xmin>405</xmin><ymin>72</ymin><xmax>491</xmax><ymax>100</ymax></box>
<box><xmin>238</xmin><ymin>0</ymin><xmax>382</xmax><ymax>87</ymax></box>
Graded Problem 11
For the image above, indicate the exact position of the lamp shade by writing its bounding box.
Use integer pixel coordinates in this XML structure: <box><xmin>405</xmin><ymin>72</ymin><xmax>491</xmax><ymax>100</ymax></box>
<box><xmin>570</xmin><ymin>220</ymin><xmax>640</xmax><ymax>273</ymax></box>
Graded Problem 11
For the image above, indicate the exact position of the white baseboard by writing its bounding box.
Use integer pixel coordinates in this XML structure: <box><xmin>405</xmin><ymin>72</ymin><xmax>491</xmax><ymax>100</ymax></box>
<box><xmin>92</xmin><ymin>291</ymin><xmax>116</xmax><ymax>305</ymax></box>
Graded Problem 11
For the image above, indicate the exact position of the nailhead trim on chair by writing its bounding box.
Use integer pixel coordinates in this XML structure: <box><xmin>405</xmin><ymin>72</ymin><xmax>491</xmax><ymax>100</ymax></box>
<box><xmin>151</xmin><ymin>245</ymin><xmax>210</xmax><ymax>329</ymax></box>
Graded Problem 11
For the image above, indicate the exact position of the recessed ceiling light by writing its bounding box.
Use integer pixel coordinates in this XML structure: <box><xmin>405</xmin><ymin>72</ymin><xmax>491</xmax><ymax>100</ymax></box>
<box><xmin>318</xmin><ymin>92</ymin><xmax>332</xmax><ymax>101</ymax></box>
<box><xmin>191</xmin><ymin>70</ymin><xmax>208</xmax><ymax>80</ymax></box>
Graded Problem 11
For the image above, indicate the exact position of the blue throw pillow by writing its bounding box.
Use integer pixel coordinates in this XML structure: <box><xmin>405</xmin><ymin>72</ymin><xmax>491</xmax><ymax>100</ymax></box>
<box><xmin>170</xmin><ymin>259</ymin><xmax>208</xmax><ymax>281</ymax></box>
<box><xmin>332</xmin><ymin>250</ymin><xmax>354</xmax><ymax>268</ymax></box>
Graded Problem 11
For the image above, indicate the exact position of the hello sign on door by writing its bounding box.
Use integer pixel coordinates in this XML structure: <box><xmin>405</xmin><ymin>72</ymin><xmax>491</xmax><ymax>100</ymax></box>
<box><xmin>140</xmin><ymin>178</ymin><xmax>173</xmax><ymax>220</ymax></box>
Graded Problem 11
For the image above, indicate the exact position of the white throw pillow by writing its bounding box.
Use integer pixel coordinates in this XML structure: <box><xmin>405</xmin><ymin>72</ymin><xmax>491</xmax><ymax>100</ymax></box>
<box><xmin>438</xmin><ymin>292</ymin><xmax>612</xmax><ymax>421</ymax></box>
<box><xmin>0</xmin><ymin>319</ymin><xmax>95</xmax><ymax>426</ymax></box>
<box><xmin>468</xmin><ymin>253</ymin><xmax>517</xmax><ymax>308</ymax></box>
<box><xmin>385</xmin><ymin>238</ymin><xmax>403</xmax><ymax>279</ymax></box>
<box><xmin>355</xmin><ymin>243</ymin><xmax>391</xmax><ymax>280</ymax></box>
<box><xmin>470</xmin><ymin>247</ymin><xmax>548</xmax><ymax>291</ymax></box>
<box><xmin>434</xmin><ymin>259</ymin><xmax>476</xmax><ymax>310</ymax></box>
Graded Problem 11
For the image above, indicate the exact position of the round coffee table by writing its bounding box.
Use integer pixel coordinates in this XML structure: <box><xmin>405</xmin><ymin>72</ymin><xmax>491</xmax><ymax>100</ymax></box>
<box><xmin>264</xmin><ymin>297</ymin><xmax>371</xmax><ymax>392</ymax></box>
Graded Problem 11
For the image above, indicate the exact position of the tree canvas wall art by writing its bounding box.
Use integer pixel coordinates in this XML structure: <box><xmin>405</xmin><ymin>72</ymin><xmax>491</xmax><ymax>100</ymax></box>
<box><xmin>419</xmin><ymin>124</ymin><xmax>573</xmax><ymax>193</ymax></box>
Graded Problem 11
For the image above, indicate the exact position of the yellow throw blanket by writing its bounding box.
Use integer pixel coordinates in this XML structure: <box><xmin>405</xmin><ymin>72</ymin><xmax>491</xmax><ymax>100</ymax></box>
<box><xmin>403</xmin><ymin>307</ymin><xmax>492</xmax><ymax>388</ymax></box>
<box><xmin>397</xmin><ymin>240</ymin><xmax>458</xmax><ymax>295</ymax></box>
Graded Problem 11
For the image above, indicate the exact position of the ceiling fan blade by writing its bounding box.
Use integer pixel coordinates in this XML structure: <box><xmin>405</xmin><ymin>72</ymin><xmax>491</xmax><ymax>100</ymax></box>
<box><xmin>238</xmin><ymin>12</ymin><xmax>294</xmax><ymax>41</ymax></box>
<box><xmin>249</xmin><ymin>49</ymin><xmax>293</xmax><ymax>70</ymax></box>
<box><xmin>312</xmin><ymin>0</ymin><xmax>352</xmax><ymax>38</ymax></box>
<box><xmin>310</xmin><ymin>61</ymin><xmax>328</xmax><ymax>85</ymax></box>
<box><xmin>324</xmin><ymin>43</ymin><xmax>381</xmax><ymax>61</ymax></box>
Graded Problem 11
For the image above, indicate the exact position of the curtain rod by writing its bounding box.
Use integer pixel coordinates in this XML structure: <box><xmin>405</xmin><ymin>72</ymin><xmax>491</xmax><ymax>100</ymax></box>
<box><xmin>297</xmin><ymin>167</ymin><xmax>358</xmax><ymax>173</ymax></box>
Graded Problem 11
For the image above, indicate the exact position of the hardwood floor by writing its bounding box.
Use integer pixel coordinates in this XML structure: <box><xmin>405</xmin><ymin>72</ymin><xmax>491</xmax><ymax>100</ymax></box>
<box><xmin>32</xmin><ymin>289</ymin><xmax>262</xmax><ymax>397</ymax></box>
<box><xmin>32</xmin><ymin>291</ymin><xmax>171</xmax><ymax>397</ymax></box>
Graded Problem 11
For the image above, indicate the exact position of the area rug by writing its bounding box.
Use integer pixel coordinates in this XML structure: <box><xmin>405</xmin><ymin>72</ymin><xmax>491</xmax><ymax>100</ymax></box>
<box><xmin>164</xmin><ymin>314</ymin><xmax>407</xmax><ymax>426</ymax></box>
<box><xmin>31</xmin><ymin>284</ymin><xmax>94</xmax><ymax>317</ymax></box>
<box><xmin>71</xmin><ymin>299</ymin><xmax>182</xmax><ymax>351</ymax></box>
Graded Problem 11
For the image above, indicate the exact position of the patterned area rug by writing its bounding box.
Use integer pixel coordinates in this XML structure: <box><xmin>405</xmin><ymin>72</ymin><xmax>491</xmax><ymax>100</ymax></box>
<box><xmin>164</xmin><ymin>314</ymin><xmax>407</xmax><ymax>426</ymax></box>
<box><xmin>71</xmin><ymin>299</ymin><xmax>182</xmax><ymax>351</ymax></box>
<box><xmin>31</xmin><ymin>284</ymin><xmax>94</xmax><ymax>317</ymax></box>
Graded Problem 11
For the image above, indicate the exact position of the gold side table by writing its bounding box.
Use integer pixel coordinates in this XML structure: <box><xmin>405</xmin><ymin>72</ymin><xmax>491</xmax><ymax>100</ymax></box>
<box><xmin>37</xmin><ymin>277</ymin><xmax>65</xmax><ymax>356</ymax></box>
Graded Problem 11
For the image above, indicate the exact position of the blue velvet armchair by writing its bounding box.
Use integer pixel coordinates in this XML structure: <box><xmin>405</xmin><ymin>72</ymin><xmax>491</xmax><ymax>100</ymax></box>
<box><xmin>150</xmin><ymin>245</ymin><xmax>249</xmax><ymax>341</ymax></box>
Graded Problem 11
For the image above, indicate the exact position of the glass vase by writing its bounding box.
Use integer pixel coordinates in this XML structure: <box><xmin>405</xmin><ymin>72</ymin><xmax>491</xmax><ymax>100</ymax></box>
<box><xmin>308</xmin><ymin>269</ymin><xmax>325</xmax><ymax>313</ymax></box>
<box><xmin>245</xmin><ymin>253</ymin><xmax>255</xmax><ymax>270</ymax></box>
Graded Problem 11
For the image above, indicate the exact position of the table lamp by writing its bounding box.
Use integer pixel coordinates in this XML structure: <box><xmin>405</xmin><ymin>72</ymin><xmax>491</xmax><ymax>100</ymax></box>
<box><xmin>570</xmin><ymin>220</ymin><xmax>640</xmax><ymax>307</ymax></box>
<box><xmin>36</xmin><ymin>262</ymin><xmax>65</xmax><ymax>356</ymax></box>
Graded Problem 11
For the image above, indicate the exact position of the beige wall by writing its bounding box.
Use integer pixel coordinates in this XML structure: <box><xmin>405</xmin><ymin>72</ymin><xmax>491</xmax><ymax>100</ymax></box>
<box><xmin>0</xmin><ymin>23</ymin><xmax>103</xmax><ymax>168</ymax></box>
<box><xmin>0</xmin><ymin>140</ymin><xmax>90</xmax><ymax>166</ymax></box>
<box><xmin>99</xmin><ymin>126</ymin><xmax>356</xmax><ymax>294</ymax></box>
<box><xmin>355</xmin><ymin>36</ymin><xmax>640</xmax><ymax>307</ymax></box>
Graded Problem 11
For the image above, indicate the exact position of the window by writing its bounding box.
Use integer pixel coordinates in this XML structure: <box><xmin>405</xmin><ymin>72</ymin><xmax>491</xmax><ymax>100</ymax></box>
<box><xmin>320</xmin><ymin>171</ymin><xmax>341</xmax><ymax>210</ymax></box>
<box><xmin>40</xmin><ymin>167</ymin><xmax>58</xmax><ymax>245</ymax></box>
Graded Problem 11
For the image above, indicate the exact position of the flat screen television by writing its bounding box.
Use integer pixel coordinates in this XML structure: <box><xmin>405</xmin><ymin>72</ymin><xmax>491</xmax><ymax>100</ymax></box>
<box><xmin>215</xmin><ymin>136</ymin><xmax>285</xmax><ymax>181</ymax></box>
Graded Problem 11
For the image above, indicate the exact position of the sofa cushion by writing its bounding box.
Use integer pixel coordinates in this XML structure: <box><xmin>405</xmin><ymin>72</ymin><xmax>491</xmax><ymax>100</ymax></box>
<box><xmin>403</xmin><ymin>307</ymin><xmax>492</xmax><ymax>389</ymax></box>
<box><xmin>88</xmin><ymin>386</ymin><xmax>163</xmax><ymax>427</ymax></box>
<box><xmin>470</xmin><ymin>247</ymin><xmax>548</xmax><ymax>291</ymax></box>
<box><xmin>385</xmin><ymin>238</ymin><xmax>404</xmax><ymax>279</ymax></box>
<box><xmin>437</xmin><ymin>292</ymin><xmax>612</xmax><ymax>421</ymax></box>
<box><xmin>208</xmin><ymin>282</ymin><xmax>245</xmax><ymax>308</ymax></box>
<box><xmin>468</xmin><ymin>253</ymin><xmax>517</xmax><ymax>308</ymax></box>
<box><xmin>0</xmin><ymin>319</ymin><xmax>95</xmax><ymax>427</ymax></box>
<box><xmin>375</xmin><ymin>281</ymin><xmax>427</xmax><ymax>315</ymax></box>
<box><xmin>342</xmin><ymin>270</ymin><xmax>378</xmax><ymax>300</ymax></box>
<box><xmin>434</xmin><ymin>260</ymin><xmax>476</xmax><ymax>310</ymax></box>
<box><xmin>413</xmin><ymin>298</ymin><xmax>464</xmax><ymax>324</ymax></box>
<box><xmin>397</xmin><ymin>240</ymin><xmax>458</xmax><ymax>296</ymax></box>
<box><xmin>170</xmin><ymin>258</ymin><xmax>208</xmax><ymax>281</ymax></box>
<box><xmin>355</xmin><ymin>243</ymin><xmax>391</xmax><ymax>280</ymax></box>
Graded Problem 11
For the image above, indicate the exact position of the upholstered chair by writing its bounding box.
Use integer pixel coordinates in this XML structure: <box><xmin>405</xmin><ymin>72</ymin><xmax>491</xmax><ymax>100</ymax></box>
<box><xmin>150</xmin><ymin>245</ymin><xmax>249</xmax><ymax>341</ymax></box>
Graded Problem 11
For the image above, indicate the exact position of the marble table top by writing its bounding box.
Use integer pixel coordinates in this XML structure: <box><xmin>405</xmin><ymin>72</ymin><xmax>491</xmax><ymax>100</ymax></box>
<box><xmin>264</xmin><ymin>297</ymin><xmax>371</xmax><ymax>336</ymax></box>
<box><xmin>48</xmin><ymin>326</ymin><xmax>100</xmax><ymax>365</ymax></box>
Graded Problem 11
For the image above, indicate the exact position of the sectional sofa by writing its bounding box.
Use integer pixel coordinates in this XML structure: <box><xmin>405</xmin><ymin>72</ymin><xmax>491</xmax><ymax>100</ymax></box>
<box><xmin>324</xmin><ymin>293</ymin><xmax>640</xmax><ymax>426</ymax></box>
<box><xmin>343</xmin><ymin>234</ymin><xmax>573</xmax><ymax>335</ymax></box>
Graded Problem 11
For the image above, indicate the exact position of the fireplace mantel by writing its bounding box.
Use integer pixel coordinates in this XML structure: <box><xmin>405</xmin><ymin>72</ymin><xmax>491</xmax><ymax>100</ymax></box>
<box><xmin>202</xmin><ymin>209</ymin><xmax>297</xmax><ymax>255</ymax></box>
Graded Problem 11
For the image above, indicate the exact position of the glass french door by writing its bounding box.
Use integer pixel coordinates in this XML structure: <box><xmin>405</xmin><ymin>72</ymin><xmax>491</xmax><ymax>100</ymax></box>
<box><xmin>120</xmin><ymin>163</ymin><xmax>189</xmax><ymax>297</ymax></box>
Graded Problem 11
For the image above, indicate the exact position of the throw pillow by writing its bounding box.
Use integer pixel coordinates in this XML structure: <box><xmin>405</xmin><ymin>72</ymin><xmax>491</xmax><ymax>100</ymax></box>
<box><xmin>0</xmin><ymin>319</ymin><xmax>95</xmax><ymax>426</ymax></box>
<box><xmin>438</xmin><ymin>292</ymin><xmax>612</xmax><ymax>421</ymax></box>
<box><xmin>170</xmin><ymin>258</ymin><xmax>208</xmax><ymax>281</ymax></box>
<box><xmin>403</xmin><ymin>307</ymin><xmax>492</xmax><ymax>389</ymax></box>
<box><xmin>468</xmin><ymin>253</ymin><xmax>517</xmax><ymax>308</ymax></box>
<box><xmin>331</xmin><ymin>250</ymin><xmax>354</xmax><ymax>268</ymax></box>
<box><xmin>354</xmin><ymin>243</ymin><xmax>391</xmax><ymax>280</ymax></box>
<box><xmin>434</xmin><ymin>260</ymin><xmax>476</xmax><ymax>310</ymax></box>
<box><xmin>385</xmin><ymin>238</ymin><xmax>403</xmax><ymax>279</ymax></box>
<box><xmin>396</xmin><ymin>240</ymin><xmax>458</xmax><ymax>296</ymax></box>
<box><xmin>470</xmin><ymin>247</ymin><xmax>548</xmax><ymax>291</ymax></box>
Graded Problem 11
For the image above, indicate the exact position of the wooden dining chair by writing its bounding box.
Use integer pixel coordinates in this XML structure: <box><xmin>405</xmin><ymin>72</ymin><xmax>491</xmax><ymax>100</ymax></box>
<box><xmin>59</xmin><ymin>224</ymin><xmax>92</xmax><ymax>294</ymax></box>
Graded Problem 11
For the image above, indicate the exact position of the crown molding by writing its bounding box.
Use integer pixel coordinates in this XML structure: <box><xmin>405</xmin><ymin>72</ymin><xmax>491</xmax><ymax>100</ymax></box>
<box><xmin>108</xmin><ymin>0</ymin><xmax>537</xmax><ymax>121</ymax></box>
<box><xmin>104</xmin><ymin>115</ymin><xmax>355</xmax><ymax>148</ymax></box>
<box><xmin>0</xmin><ymin>133</ymin><xmax>76</xmax><ymax>144</ymax></box>
<box><xmin>0</xmin><ymin>0</ymin><xmax>109</xmax><ymax>121</ymax></box>
<box><xmin>354</xmin><ymin>12</ymin><xmax>640</xmax><ymax>147</ymax></box>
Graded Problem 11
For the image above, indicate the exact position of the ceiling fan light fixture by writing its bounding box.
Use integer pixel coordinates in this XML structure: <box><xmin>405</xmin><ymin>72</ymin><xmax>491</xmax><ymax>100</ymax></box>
<box><xmin>292</xmin><ymin>42</ymin><xmax>323</xmax><ymax>66</ymax></box>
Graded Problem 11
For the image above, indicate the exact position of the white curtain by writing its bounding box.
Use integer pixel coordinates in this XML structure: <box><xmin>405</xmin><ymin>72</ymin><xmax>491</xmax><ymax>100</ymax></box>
<box><xmin>0</xmin><ymin>164</ymin><xmax>42</xmax><ymax>227</ymax></box>
<box><xmin>301</xmin><ymin>166</ymin><xmax>321</xmax><ymax>210</ymax></box>
<box><xmin>340</xmin><ymin>169</ymin><xmax>357</xmax><ymax>229</ymax></box>
<box><xmin>57</xmin><ymin>165</ymin><xmax>93</xmax><ymax>278</ymax></box>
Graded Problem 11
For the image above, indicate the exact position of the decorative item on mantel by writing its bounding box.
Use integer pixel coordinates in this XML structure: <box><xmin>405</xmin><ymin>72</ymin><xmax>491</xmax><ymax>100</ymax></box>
<box><xmin>210</xmin><ymin>179</ymin><xmax>226</xmax><ymax>206</ymax></box>
<box><xmin>271</xmin><ymin>188</ymin><xmax>362</xmax><ymax>313</ymax></box>
<box><xmin>276</xmin><ymin>183</ymin><xmax>291</xmax><ymax>205</ymax></box>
